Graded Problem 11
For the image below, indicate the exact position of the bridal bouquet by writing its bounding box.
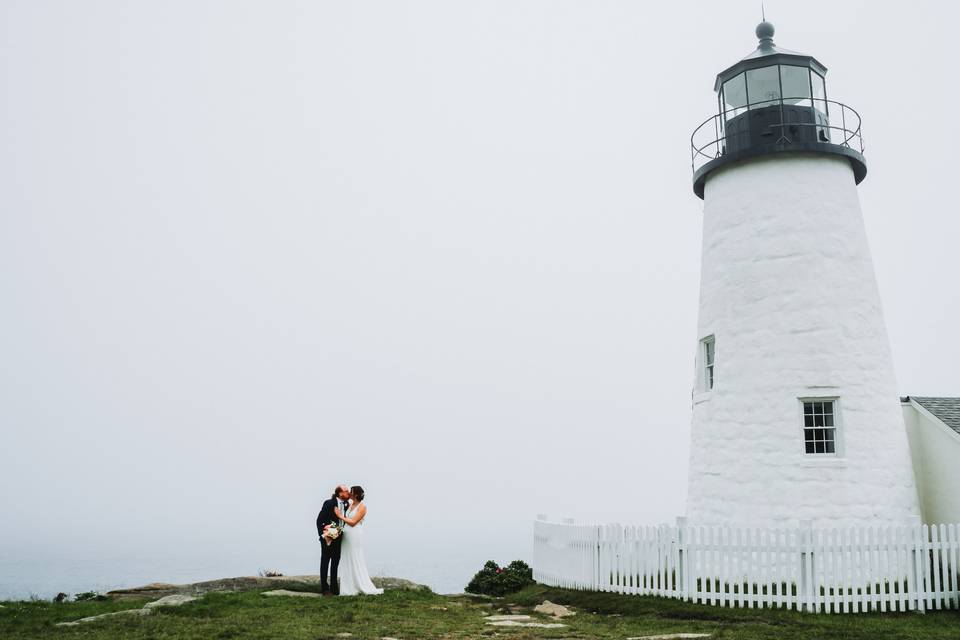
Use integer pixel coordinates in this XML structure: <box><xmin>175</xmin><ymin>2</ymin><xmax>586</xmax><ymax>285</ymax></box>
<box><xmin>322</xmin><ymin>524</ymin><xmax>343</xmax><ymax>546</ymax></box>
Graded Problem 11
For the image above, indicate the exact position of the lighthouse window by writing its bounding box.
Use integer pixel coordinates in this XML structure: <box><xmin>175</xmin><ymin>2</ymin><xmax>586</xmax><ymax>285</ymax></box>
<box><xmin>746</xmin><ymin>66</ymin><xmax>781</xmax><ymax>108</ymax></box>
<box><xmin>802</xmin><ymin>400</ymin><xmax>837</xmax><ymax>455</ymax></box>
<box><xmin>812</xmin><ymin>72</ymin><xmax>828</xmax><ymax>115</ymax></box>
<box><xmin>779</xmin><ymin>65</ymin><xmax>812</xmax><ymax>106</ymax></box>
<box><xmin>701</xmin><ymin>336</ymin><xmax>715</xmax><ymax>391</ymax></box>
<box><xmin>723</xmin><ymin>73</ymin><xmax>747</xmax><ymax>118</ymax></box>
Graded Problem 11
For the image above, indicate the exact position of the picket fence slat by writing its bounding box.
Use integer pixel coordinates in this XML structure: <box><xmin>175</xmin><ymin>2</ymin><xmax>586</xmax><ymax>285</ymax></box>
<box><xmin>533</xmin><ymin>518</ymin><xmax>960</xmax><ymax>614</ymax></box>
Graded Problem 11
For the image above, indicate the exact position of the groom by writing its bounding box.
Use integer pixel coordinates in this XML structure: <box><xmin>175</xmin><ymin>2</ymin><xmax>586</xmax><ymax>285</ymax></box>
<box><xmin>316</xmin><ymin>484</ymin><xmax>351</xmax><ymax>596</ymax></box>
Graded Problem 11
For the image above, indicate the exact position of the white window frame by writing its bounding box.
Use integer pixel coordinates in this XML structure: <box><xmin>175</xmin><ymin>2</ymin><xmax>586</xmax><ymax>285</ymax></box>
<box><xmin>700</xmin><ymin>335</ymin><xmax>716</xmax><ymax>392</ymax></box>
<box><xmin>798</xmin><ymin>396</ymin><xmax>842</xmax><ymax>457</ymax></box>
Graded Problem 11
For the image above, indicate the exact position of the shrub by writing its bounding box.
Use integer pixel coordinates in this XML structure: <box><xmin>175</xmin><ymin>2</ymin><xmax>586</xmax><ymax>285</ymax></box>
<box><xmin>73</xmin><ymin>591</ymin><xmax>107</xmax><ymax>602</ymax></box>
<box><xmin>465</xmin><ymin>560</ymin><xmax>534</xmax><ymax>596</ymax></box>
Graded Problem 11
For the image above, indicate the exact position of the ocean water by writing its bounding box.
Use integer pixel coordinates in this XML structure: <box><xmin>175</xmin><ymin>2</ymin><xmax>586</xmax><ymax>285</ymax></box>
<box><xmin>0</xmin><ymin>536</ymin><xmax>529</xmax><ymax>601</ymax></box>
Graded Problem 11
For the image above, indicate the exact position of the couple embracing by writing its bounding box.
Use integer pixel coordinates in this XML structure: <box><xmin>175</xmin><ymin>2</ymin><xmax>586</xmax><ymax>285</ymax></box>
<box><xmin>315</xmin><ymin>484</ymin><xmax>383</xmax><ymax>596</ymax></box>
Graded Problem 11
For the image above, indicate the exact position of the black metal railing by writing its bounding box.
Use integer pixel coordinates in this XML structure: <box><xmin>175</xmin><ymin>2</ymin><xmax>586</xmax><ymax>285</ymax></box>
<box><xmin>690</xmin><ymin>98</ymin><xmax>864</xmax><ymax>174</ymax></box>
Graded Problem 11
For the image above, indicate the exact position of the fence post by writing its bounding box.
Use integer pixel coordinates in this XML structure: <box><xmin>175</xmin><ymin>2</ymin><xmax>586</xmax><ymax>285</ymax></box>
<box><xmin>595</xmin><ymin>523</ymin><xmax>602</xmax><ymax>591</ymax></box>
<box><xmin>911</xmin><ymin>515</ymin><xmax>926</xmax><ymax>614</ymax></box>
<box><xmin>677</xmin><ymin>517</ymin><xmax>687</xmax><ymax>602</ymax></box>
<box><xmin>799</xmin><ymin>520</ymin><xmax>813</xmax><ymax>612</ymax></box>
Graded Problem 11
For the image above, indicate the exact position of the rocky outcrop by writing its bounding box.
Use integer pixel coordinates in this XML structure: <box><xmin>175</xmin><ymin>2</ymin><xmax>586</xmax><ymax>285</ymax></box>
<box><xmin>56</xmin><ymin>594</ymin><xmax>198</xmax><ymax>626</ymax></box>
<box><xmin>483</xmin><ymin>614</ymin><xmax>566</xmax><ymax>629</ymax></box>
<box><xmin>262</xmin><ymin>590</ymin><xmax>322</xmax><ymax>598</ymax></box>
<box><xmin>106</xmin><ymin>575</ymin><xmax>427</xmax><ymax>600</ymax></box>
<box><xmin>533</xmin><ymin>600</ymin><xmax>575</xmax><ymax>618</ymax></box>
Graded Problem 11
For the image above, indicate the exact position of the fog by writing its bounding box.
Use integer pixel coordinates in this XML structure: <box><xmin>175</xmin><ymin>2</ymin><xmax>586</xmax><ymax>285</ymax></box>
<box><xmin>1</xmin><ymin>1</ymin><xmax>958</xmax><ymax>596</ymax></box>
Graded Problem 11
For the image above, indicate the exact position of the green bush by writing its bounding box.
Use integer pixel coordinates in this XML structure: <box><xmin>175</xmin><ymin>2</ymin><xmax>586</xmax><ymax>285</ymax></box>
<box><xmin>465</xmin><ymin>560</ymin><xmax>534</xmax><ymax>596</ymax></box>
<box><xmin>73</xmin><ymin>591</ymin><xmax>108</xmax><ymax>602</ymax></box>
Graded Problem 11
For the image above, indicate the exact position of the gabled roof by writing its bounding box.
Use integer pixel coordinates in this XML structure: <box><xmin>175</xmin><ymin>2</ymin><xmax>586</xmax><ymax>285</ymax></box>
<box><xmin>904</xmin><ymin>396</ymin><xmax>960</xmax><ymax>436</ymax></box>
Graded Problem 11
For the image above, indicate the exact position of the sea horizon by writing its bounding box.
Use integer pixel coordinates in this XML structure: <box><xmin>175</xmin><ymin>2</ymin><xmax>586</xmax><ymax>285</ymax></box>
<box><xmin>0</xmin><ymin>535</ymin><xmax>529</xmax><ymax>601</ymax></box>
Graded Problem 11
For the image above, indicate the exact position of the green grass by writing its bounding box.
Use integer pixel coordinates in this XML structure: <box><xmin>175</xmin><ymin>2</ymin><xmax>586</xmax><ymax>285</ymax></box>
<box><xmin>2</xmin><ymin>584</ymin><xmax>959</xmax><ymax>639</ymax></box>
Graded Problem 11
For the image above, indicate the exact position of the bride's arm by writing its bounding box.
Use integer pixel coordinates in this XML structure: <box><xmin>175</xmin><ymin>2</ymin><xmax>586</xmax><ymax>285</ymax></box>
<box><xmin>339</xmin><ymin>503</ymin><xmax>367</xmax><ymax>527</ymax></box>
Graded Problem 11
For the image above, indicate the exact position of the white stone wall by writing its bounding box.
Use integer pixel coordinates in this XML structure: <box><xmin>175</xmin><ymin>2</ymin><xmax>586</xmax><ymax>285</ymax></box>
<box><xmin>903</xmin><ymin>401</ymin><xmax>960</xmax><ymax>524</ymax></box>
<box><xmin>686</xmin><ymin>153</ymin><xmax>921</xmax><ymax>528</ymax></box>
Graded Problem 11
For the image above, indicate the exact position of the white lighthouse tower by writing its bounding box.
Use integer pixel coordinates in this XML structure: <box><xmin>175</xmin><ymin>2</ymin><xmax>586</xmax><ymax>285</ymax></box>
<box><xmin>685</xmin><ymin>22</ymin><xmax>921</xmax><ymax>528</ymax></box>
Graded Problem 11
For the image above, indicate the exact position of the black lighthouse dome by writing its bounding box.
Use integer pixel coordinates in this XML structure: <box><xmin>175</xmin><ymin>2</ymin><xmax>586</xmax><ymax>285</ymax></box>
<box><xmin>690</xmin><ymin>22</ymin><xmax>867</xmax><ymax>199</ymax></box>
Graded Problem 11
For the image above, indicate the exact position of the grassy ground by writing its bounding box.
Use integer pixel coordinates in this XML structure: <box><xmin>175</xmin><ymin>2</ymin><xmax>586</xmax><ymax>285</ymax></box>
<box><xmin>2</xmin><ymin>583</ymin><xmax>959</xmax><ymax>639</ymax></box>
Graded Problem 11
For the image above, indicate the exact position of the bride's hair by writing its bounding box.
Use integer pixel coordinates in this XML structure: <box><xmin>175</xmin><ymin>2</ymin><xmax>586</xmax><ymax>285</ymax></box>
<box><xmin>351</xmin><ymin>486</ymin><xmax>365</xmax><ymax>502</ymax></box>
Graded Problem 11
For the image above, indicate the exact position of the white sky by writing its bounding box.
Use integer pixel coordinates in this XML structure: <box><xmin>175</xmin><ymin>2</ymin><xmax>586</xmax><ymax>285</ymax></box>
<box><xmin>1</xmin><ymin>1</ymin><xmax>958</xmax><ymax>590</ymax></box>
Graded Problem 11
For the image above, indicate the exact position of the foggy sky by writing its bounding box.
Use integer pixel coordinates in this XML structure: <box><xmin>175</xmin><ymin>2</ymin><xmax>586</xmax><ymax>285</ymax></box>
<box><xmin>1</xmin><ymin>1</ymin><xmax>957</xmax><ymax>591</ymax></box>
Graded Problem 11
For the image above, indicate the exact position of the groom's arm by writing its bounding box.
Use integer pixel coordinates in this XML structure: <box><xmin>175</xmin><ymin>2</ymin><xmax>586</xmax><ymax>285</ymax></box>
<box><xmin>316</xmin><ymin>500</ymin><xmax>333</xmax><ymax>537</ymax></box>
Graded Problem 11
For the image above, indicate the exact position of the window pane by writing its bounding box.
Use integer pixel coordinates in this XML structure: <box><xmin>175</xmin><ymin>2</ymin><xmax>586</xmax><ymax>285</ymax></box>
<box><xmin>812</xmin><ymin>72</ymin><xmax>828</xmax><ymax>115</ymax></box>
<box><xmin>723</xmin><ymin>73</ymin><xmax>747</xmax><ymax>119</ymax></box>
<box><xmin>780</xmin><ymin>65</ymin><xmax>812</xmax><ymax>106</ymax></box>
<box><xmin>812</xmin><ymin>72</ymin><xmax>826</xmax><ymax>101</ymax></box>
<box><xmin>803</xmin><ymin>399</ymin><xmax>839</xmax><ymax>455</ymax></box>
<box><xmin>746</xmin><ymin>65</ymin><xmax>781</xmax><ymax>108</ymax></box>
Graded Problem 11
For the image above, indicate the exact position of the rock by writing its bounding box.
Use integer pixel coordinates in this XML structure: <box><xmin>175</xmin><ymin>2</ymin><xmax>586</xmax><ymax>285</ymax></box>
<box><xmin>107</xmin><ymin>575</ymin><xmax>427</xmax><ymax>600</ymax></box>
<box><xmin>486</xmin><ymin>620</ymin><xmax>567</xmax><ymax>629</ymax></box>
<box><xmin>371</xmin><ymin>577</ymin><xmax>429</xmax><ymax>591</ymax></box>
<box><xmin>56</xmin><ymin>608</ymin><xmax>152</xmax><ymax>626</ymax></box>
<box><xmin>381</xmin><ymin>637</ymin><xmax>400</xmax><ymax>640</ymax></box>
<box><xmin>143</xmin><ymin>594</ymin><xmax>198</xmax><ymax>608</ymax></box>
<box><xmin>56</xmin><ymin>593</ymin><xmax>198</xmax><ymax>626</ymax></box>
<box><xmin>625</xmin><ymin>635</ymin><xmax>711</xmax><ymax>640</ymax></box>
<box><xmin>262</xmin><ymin>589</ymin><xmax>323</xmax><ymax>598</ymax></box>
<box><xmin>336</xmin><ymin>634</ymin><xmax>353</xmax><ymax>638</ymax></box>
<box><xmin>485</xmin><ymin>614</ymin><xmax>532</xmax><ymax>621</ymax></box>
<box><xmin>533</xmin><ymin>600</ymin><xmax>575</xmax><ymax>618</ymax></box>
<box><xmin>430</xmin><ymin>605</ymin><xmax>448</xmax><ymax>610</ymax></box>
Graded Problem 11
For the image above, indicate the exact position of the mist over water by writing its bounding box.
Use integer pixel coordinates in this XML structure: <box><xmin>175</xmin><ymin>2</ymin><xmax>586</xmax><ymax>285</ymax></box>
<box><xmin>2</xmin><ymin>2</ymin><xmax>958</xmax><ymax>601</ymax></box>
<box><xmin>0</xmin><ymin>533</ymin><xmax>519</xmax><ymax>599</ymax></box>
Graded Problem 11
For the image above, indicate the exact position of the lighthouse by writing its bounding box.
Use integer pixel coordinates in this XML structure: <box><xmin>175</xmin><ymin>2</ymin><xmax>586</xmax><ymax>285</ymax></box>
<box><xmin>685</xmin><ymin>22</ymin><xmax>921</xmax><ymax>528</ymax></box>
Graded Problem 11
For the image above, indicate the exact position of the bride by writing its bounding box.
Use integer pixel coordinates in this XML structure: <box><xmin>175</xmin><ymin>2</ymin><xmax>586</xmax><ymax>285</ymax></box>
<box><xmin>334</xmin><ymin>485</ymin><xmax>383</xmax><ymax>596</ymax></box>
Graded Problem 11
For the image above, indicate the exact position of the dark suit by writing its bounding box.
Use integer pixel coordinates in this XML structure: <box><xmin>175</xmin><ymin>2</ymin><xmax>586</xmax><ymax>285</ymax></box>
<box><xmin>316</xmin><ymin>497</ymin><xmax>345</xmax><ymax>594</ymax></box>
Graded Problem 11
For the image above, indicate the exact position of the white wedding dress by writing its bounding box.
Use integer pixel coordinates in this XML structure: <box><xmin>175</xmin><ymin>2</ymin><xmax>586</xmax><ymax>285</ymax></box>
<box><xmin>338</xmin><ymin>505</ymin><xmax>383</xmax><ymax>596</ymax></box>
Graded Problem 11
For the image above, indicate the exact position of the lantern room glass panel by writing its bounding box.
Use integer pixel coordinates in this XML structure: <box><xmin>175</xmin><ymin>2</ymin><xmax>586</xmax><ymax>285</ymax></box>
<box><xmin>811</xmin><ymin>71</ymin><xmax>829</xmax><ymax>141</ymax></box>
<box><xmin>723</xmin><ymin>72</ymin><xmax>747</xmax><ymax>120</ymax></box>
<box><xmin>746</xmin><ymin>65</ymin><xmax>781</xmax><ymax>108</ymax></box>
<box><xmin>812</xmin><ymin>72</ymin><xmax>827</xmax><ymax>115</ymax></box>
<box><xmin>780</xmin><ymin>65</ymin><xmax>812</xmax><ymax>106</ymax></box>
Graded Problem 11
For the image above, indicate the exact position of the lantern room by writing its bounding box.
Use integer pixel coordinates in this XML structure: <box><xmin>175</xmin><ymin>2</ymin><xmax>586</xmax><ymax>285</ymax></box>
<box><xmin>690</xmin><ymin>22</ymin><xmax>867</xmax><ymax>199</ymax></box>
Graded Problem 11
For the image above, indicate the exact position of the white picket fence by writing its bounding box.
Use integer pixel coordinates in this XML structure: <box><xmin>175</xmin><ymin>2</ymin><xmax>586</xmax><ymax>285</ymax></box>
<box><xmin>533</xmin><ymin>516</ymin><xmax>960</xmax><ymax>613</ymax></box>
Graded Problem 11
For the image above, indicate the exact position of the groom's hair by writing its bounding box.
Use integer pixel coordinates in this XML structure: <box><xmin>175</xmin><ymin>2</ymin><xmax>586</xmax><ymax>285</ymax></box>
<box><xmin>330</xmin><ymin>486</ymin><xmax>342</xmax><ymax>499</ymax></box>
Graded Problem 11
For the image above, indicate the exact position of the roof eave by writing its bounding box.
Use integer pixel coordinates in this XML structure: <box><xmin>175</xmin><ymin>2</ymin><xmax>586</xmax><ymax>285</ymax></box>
<box><xmin>713</xmin><ymin>53</ymin><xmax>829</xmax><ymax>92</ymax></box>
